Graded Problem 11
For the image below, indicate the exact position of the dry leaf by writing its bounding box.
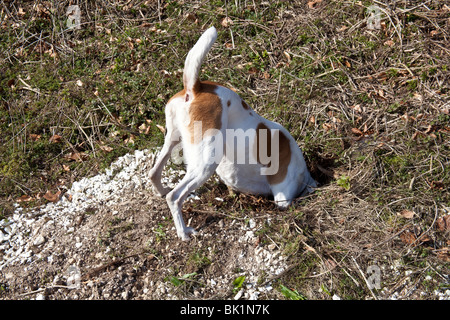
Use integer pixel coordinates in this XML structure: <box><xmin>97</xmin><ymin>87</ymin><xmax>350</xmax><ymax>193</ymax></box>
<box><xmin>436</xmin><ymin>215</ymin><xmax>450</xmax><ymax>232</ymax></box>
<box><xmin>350</xmin><ymin>104</ymin><xmax>364</xmax><ymax>113</ymax></box>
<box><xmin>437</xmin><ymin>248</ymin><xmax>450</xmax><ymax>262</ymax></box>
<box><xmin>430</xmin><ymin>181</ymin><xmax>444</xmax><ymax>190</ymax></box>
<box><xmin>124</xmin><ymin>134</ymin><xmax>136</xmax><ymax>145</ymax></box>
<box><xmin>76</xmin><ymin>80</ymin><xmax>83</xmax><ymax>87</ymax></box>
<box><xmin>283</xmin><ymin>51</ymin><xmax>291</xmax><ymax>63</ymax></box>
<box><xmin>384</xmin><ymin>40</ymin><xmax>395</xmax><ymax>47</ymax></box>
<box><xmin>100</xmin><ymin>144</ymin><xmax>113</xmax><ymax>152</ymax></box>
<box><xmin>351</xmin><ymin>128</ymin><xmax>363</xmax><ymax>136</ymax></box>
<box><xmin>322</xmin><ymin>123</ymin><xmax>333</xmax><ymax>131</ymax></box>
<box><xmin>30</xmin><ymin>134</ymin><xmax>41</xmax><ymax>141</ymax></box>
<box><xmin>43</xmin><ymin>190</ymin><xmax>61</xmax><ymax>203</ymax></box>
<box><xmin>7</xmin><ymin>79</ymin><xmax>15</xmax><ymax>88</ymax></box>
<box><xmin>65</xmin><ymin>152</ymin><xmax>88</xmax><ymax>162</ymax></box>
<box><xmin>307</xmin><ymin>0</ymin><xmax>322</xmax><ymax>9</ymax></box>
<box><xmin>49</xmin><ymin>134</ymin><xmax>62</xmax><ymax>143</ymax></box>
<box><xmin>399</xmin><ymin>209</ymin><xmax>415</xmax><ymax>219</ymax></box>
<box><xmin>400</xmin><ymin>230</ymin><xmax>416</xmax><ymax>244</ymax></box>
<box><xmin>62</xmin><ymin>164</ymin><xmax>71</xmax><ymax>172</ymax></box>
<box><xmin>17</xmin><ymin>195</ymin><xmax>33</xmax><ymax>202</ymax></box>
<box><xmin>221</xmin><ymin>17</ymin><xmax>233</xmax><ymax>27</ymax></box>
<box><xmin>156</xmin><ymin>124</ymin><xmax>166</xmax><ymax>134</ymax></box>
<box><xmin>185</xmin><ymin>13</ymin><xmax>198</xmax><ymax>23</ymax></box>
<box><xmin>248</xmin><ymin>66</ymin><xmax>258</xmax><ymax>75</ymax></box>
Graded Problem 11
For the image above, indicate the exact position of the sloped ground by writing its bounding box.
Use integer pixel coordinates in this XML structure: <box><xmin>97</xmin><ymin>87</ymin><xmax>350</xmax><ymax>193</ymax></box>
<box><xmin>0</xmin><ymin>150</ymin><xmax>291</xmax><ymax>300</ymax></box>
<box><xmin>1</xmin><ymin>1</ymin><xmax>449</xmax><ymax>300</ymax></box>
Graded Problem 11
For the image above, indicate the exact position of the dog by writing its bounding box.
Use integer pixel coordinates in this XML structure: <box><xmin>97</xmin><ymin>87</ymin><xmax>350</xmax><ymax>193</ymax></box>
<box><xmin>149</xmin><ymin>26</ymin><xmax>316</xmax><ymax>241</ymax></box>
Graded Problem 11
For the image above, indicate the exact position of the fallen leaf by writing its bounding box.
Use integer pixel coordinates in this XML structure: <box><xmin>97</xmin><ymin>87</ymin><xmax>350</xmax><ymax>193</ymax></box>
<box><xmin>436</xmin><ymin>215</ymin><xmax>450</xmax><ymax>232</ymax></box>
<box><xmin>400</xmin><ymin>230</ymin><xmax>416</xmax><ymax>244</ymax></box>
<box><xmin>221</xmin><ymin>17</ymin><xmax>233</xmax><ymax>27</ymax></box>
<box><xmin>43</xmin><ymin>190</ymin><xmax>61</xmax><ymax>203</ymax></box>
<box><xmin>185</xmin><ymin>13</ymin><xmax>198</xmax><ymax>23</ymax></box>
<box><xmin>49</xmin><ymin>134</ymin><xmax>62</xmax><ymax>143</ymax></box>
<box><xmin>76</xmin><ymin>80</ymin><xmax>83</xmax><ymax>87</ymax></box>
<box><xmin>430</xmin><ymin>181</ymin><xmax>444</xmax><ymax>190</ymax></box>
<box><xmin>65</xmin><ymin>152</ymin><xmax>88</xmax><ymax>162</ymax></box>
<box><xmin>100</xmin><ymin>144</ymin><xmax>113</xmax><ymax>152</ymax></box>
<box><xmin>307</xmin><ymin>0</ymin><xmax>322</xmax><ymax>9</ymax></box>
<box><xmin>398</xmin><ymin>209</ymin><xmax>415</xmax><ymax>219</ymax></box>
<box><xmin>156</xmin><ymin>124</ymin><xmax>166</xmax><ymax>134</ymax></box>
<box><xmin>248</xmin><ymin>66</ymin><xmax>258</xmax><ymax>75</ymax></box>
<box><xmin>322</xmin><ymin>123</ymin><xmax>334</xmax><ymax>131</ymax></box>
<box><xmin>7</xmin><ymin>79</ymin><xmax>15</xmax><ymax>88</ymax></box>
<box><xmin>350</xmin><ymin>104</ymin><xmax>364</xmax><ymax>113</ymax></box>
<box><xmin>351</xmin><ymin>127</ymin><xmax>363</xmax><ymax>136</ymax></box>
<box><xmin>384</xmin><ymin>40</ymin><xmax>395</xmax><ymax>47</ymax></box>
<box><xmin>124</xmin><ymin>134</ymin><xmax>136</xmax><ymax>145</ymax></box>
<box><xmin>283</xmin><ymin>51</ymin><xmax>291</xmax><ymax>63</ymax></box>
<box><xmin>62</xmin><ymin>164</ymin><xmax>71</xmax><ymax>172</ymax></box>
<box><xmin>29</xmin><ymin>134</ymin><xmax>41</xmax><ymax>141</ymax></box>
<box><xmin>17</xmin><ymin>195</ymin><xmax>33</xmax><ymax>202</ymax></box>
<box><xmin>437</xmin><ymin>248</ymin><xmax>450</xmax><ymax>262</ymax></box>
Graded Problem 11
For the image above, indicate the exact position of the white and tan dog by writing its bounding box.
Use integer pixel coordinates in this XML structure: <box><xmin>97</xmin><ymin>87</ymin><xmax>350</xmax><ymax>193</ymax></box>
<box><xmin>149</xmin><ymin>26</ymin><xmax>316</xmax><ymax>240</ymax></box>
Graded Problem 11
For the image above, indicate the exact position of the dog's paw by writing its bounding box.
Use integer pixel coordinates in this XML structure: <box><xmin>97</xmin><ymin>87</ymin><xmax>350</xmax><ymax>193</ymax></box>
<box><xmin>178</xmin><ymin>227</ymin><xmax>198</xmax><ymax>241</ymax></box>
<box><xmin>154</xmin><ymin>187</ymin><xmax>172</xmax><ymax>197</ymax></box>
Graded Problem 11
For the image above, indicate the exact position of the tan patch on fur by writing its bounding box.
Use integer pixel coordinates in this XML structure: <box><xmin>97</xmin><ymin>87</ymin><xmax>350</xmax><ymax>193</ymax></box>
<box><xmin>255</xmin><ymin>122</ymin><xmax>291</xmax><ymax>185</ymax></box>
<box><xmin>168</xmin><ymin>88</ymin><xmax>186</xmax><ymax>104</ymax></box>
<box><xmin>188</xmin><ymin>81</ymin><xmax>222</xmax><ymax>143</ymax></box>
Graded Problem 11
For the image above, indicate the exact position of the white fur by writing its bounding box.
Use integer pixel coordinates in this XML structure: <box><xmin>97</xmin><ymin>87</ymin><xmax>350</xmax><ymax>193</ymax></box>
<box><xmin>150</xmin><ymin>27</ymin><xmax>316</xmax><ymax>241</ymax></box>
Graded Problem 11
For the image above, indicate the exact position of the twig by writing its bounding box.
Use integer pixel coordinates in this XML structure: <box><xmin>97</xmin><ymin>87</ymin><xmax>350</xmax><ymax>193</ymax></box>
<box><xmin>81</xmin><ymin>252</ymin><xmax>141</xmax><ymax>281</ymax></box>
<box><xmin>351</xmin><ymin>257</ymin><xmax>378</xmax><ymax>300</ymax></box>
<box><xmin>19</xmin><ymin>285</ymin><xmax>78</xmax><ymax>297</ymax></box>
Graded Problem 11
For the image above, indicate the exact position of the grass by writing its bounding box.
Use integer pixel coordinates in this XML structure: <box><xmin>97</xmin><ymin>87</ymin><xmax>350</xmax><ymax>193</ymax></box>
<box><xmin>1</xmin><ymin>0</ymin><xmax>449</xmax><ymax>299</ymax></box>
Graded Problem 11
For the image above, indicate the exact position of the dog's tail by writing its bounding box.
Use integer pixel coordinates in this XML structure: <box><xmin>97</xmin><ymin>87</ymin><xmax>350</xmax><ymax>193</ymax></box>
<box><xmin>183</xmin><ymin>26</ymin><xmax>217</xmax><ymax>100</ymax></box>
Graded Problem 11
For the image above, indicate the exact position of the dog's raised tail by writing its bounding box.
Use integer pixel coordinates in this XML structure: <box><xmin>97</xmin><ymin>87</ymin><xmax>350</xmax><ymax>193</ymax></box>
<box><xmin>183</xmin><ymin>26</ymin><xmax>217</xmax><ymax>100</ymax></box>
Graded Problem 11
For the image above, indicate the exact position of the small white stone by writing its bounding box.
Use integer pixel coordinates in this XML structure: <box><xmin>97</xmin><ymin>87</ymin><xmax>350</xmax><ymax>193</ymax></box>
<box><xmin>35</xmin><ymin>293</ymin><xmax>46</xmax><ymax>300</ymax></box>
<box><xmin>234</xmin><ymin>288</ymin><xmax>244</xmax><ymax>300</ymax></box>
<box><xmin>33</xmin><ymin>235</ymin><xmax>46</xmax><ymax>246</ymax></box>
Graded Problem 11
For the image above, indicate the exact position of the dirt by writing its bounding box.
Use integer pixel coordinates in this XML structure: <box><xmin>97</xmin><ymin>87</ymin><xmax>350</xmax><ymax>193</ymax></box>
<box><xmin>0</xmin><ymin>151</ymin><xmax>289</xmax><ymax>300</ymax></box>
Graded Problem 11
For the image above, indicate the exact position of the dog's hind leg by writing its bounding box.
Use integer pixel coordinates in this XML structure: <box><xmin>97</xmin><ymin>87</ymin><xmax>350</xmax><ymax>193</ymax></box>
<box><xmin>149</xmin><ymin>115</ymin><xmax>180</xmax><ymax>197</ymax></box>
<box><xmin>166</xmin><ymin>161</ymin><xmax>218</xmax><ymax>240</ymax></box>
